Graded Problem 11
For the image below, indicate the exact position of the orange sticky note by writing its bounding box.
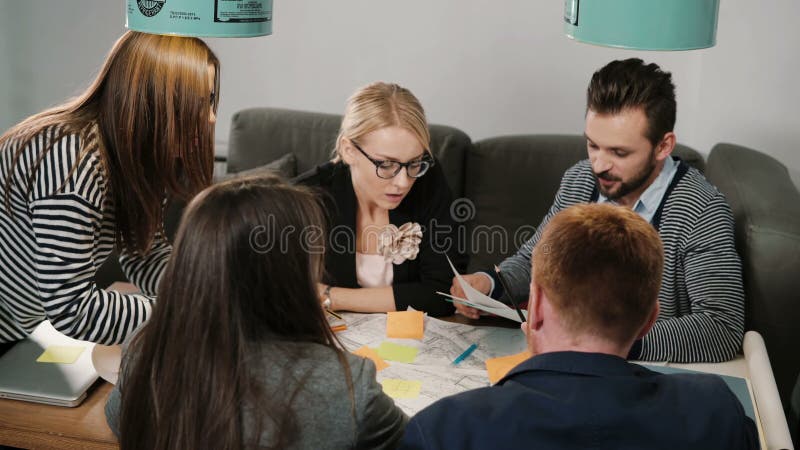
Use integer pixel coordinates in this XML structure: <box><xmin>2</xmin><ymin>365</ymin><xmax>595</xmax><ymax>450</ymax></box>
<box><xmin>352</xmin><ymin>346</ymin><xmax>389</xmax><ymax>371</ymax></box>
<box><xmin>386</xmin><ymin>311</ymin><xmax>424</xmax><ymax>340</ymax></box>
<box><xmin>485</xmin><ymin>350</ymin><xmax>532</xmax><ymax>384</ymax></box>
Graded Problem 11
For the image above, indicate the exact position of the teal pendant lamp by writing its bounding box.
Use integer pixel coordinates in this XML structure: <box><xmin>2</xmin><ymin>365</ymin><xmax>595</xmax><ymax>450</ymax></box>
<box><xmin>126</xmin><ymin>0</ymin><xmax>272</xmax><ymax>37</ymax></box>
<box><xmin>564</xmin><ymin>0</ymin><xmax>720</xmax><ymax>50</ymax></box>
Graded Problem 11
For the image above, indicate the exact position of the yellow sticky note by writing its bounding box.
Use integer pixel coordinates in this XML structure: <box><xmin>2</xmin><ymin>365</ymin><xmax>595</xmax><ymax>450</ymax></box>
<box><xmin>37</xmin><ymin>346</ymin><xmax>85</xmax><ymax>364</ymax></box>
<box><xmin>386</xmin><ymin>311</ymin><xmax>425</xmax><ymax>339</ymax></box>
<box><xmin>485</xmin><ymin>350</ymin><xmax>532</xmax><ymax>384</ymax></box>
<box><xmin>376</xmin><ymin>342</ymin><xmax>418</xmax><ymax>363</ymax></box>
<box><xmin>352</xmin><ymin>346</ymin><xmax>389</xmax><ymax>371</ymax></box>
<box><xmin>381</xmin><ymin>379</ymin><xmax>422</xmax><ymax>399</ymax></box>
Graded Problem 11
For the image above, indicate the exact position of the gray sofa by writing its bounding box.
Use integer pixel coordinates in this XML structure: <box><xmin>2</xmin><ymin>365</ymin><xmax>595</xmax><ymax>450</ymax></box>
<box><xmin>99</xmin><ymin>107</ymin><xmax>800</xmax><ymax>434</ymax></box>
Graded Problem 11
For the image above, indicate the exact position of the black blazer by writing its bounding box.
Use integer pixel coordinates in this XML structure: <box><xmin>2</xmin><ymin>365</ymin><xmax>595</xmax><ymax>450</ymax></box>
<box><xmin>294</xmin><ymin>161</ymin><xmax>468</xmax><ymax>317</ymax></box>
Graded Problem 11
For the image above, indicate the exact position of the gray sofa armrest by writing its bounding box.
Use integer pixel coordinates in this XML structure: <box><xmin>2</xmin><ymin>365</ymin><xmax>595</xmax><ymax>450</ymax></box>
<box><xmin>706</xmin><ymin>142</ymin><xmax>800</xmax><ymax>420</ymax></box>
<box><xmin>792</xmin><ymin>372</ymin><xmax>800</xmax><ymax>442</ymax></box>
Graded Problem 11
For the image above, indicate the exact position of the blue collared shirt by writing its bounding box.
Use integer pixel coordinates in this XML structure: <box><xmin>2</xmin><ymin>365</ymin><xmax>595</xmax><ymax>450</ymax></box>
<box><xmin>597</xmin><ymin>156</ymin><xmax>678</xmax><ymax>224</ymax></box>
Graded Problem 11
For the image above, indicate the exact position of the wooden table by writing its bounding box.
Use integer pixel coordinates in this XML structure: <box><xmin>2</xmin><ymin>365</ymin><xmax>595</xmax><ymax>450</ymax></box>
<box><xmin>0</xmin><ymin>313</ymin><xmax>509</xmax><ymax>450</ymax></box>
<box><xmin>2</xmin><ymin>317</ymin><xmax>788</xmax><ymax>449</ymax></box>
<box><xmin>0</xmin><ymin>380</ymin><xmax>118</xmax><ymax>449</ymax></box>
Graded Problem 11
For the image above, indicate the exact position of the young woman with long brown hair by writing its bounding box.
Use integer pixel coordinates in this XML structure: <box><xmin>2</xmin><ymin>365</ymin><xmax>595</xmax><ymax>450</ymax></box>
<box><xmin>0</xmin><ymin>31</ymin><xmax>219</xmax><ymax>347</ymax></box>
<box><xmin>105</xmin><ymin>175</ymin><xmax>407</xmax><ymax>449</ymax></box>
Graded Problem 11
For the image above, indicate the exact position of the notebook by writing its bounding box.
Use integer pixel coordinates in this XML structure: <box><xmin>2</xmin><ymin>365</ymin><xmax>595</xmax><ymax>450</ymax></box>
<box><xmin>0</xmin><ymin>321</ymin><xmax>98</xmax><ymax>407</ymax></box>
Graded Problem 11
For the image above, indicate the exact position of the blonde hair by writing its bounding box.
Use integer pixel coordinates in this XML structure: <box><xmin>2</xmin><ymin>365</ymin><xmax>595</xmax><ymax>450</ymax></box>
<box><xmin>1</xmin><ymin>31</ymin><xmax>219</xmax><ymax>253</ymax></box>
<box><xmin>332</xmin><ymin>82</ymin><xmax>431</xmax><ymax>162</ymax></box>
<box><xmin>533</xmin><ymin>203</ymin><xmax>663</xmax><ymax>343</ymax></box>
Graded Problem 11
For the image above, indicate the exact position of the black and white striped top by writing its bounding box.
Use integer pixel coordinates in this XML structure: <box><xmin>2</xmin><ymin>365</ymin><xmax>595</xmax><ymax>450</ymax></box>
<box><xmin>0</xmin><ymin>125</ymin><xmax>169</xmax><ymax>344</ymax></box>
<box><xmin>499</xmin><ymin>159</ymin><xmax>745</xmax><ymax>363</ymax></box>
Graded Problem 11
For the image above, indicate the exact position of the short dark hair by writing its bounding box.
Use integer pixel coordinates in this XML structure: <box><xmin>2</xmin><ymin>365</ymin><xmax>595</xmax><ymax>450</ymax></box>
<box><xmin>533</xmin><ymin>203</ymin><xmax>663</xmax><ymax>343</ymax></box>
<box><xmin>587</xmin><ymin>58</ymin><xmax>676</xmax><ymax>147</ymax></box>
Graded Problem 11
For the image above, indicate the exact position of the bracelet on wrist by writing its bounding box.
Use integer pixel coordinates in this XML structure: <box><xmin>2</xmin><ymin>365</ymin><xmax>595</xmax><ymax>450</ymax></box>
<box><xmin>322</xmin><ymin>285</ymin><xmax>333</xmax><ymax>310</ymax></box>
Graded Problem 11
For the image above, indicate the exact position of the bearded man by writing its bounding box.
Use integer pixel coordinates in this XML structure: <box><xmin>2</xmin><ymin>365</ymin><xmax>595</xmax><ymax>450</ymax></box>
<box><xmin>452</xmin><ymin>58</ymin><xmax>745</xmax><ymax>363</ymax></box>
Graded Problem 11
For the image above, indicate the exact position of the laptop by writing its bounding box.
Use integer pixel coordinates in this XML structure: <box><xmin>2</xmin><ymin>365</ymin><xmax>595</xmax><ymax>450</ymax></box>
<box><xmin>0</xmin><ymin>321</ymin><xmax>99</xmax><ymax>407</ymax></box>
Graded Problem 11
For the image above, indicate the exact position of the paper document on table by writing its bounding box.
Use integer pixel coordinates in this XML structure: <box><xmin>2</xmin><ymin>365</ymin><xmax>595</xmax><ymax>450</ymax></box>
<box><xmin>336</xmin><ymin>312</ymin><xmax>527</xmax><ymax>416</ymax></box>
<box><xmin>376</xmin><ymin>362</ymin><xmax>488</xmax><ymax>416</ymax></box>
<box><xmin>445</xmin><ymin>255</ymin><xmax>528</xmax><ymax>323</ymax></box>
<box><xmin>337</xmin><ymin>313</ymin><xmax>527</xmax><ymax>372</ymax></box>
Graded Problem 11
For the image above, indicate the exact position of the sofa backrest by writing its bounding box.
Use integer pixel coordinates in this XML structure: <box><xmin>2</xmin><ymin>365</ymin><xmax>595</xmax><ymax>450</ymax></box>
<box><xmin>227</xmin><ymin>107</ymin><xmax>471</xmax><ymax>198</ymax></box>
<box><xmin>464</xmin><ymin>134</ymin><xmax>704</xmax><ymax>271</ymax></box>
<box><xmin>228</xmin><ymin>110</ymin><xmax>706</xmax><ymax>274</ymax></box>
<box><xmin>706</xmin><ymin>143</ymin><xmax>800</xmax><ymax>417</ymax></box>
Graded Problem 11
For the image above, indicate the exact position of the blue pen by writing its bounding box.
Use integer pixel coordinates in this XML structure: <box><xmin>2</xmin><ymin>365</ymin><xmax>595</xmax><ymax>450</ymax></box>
<box><xmin>453</xmin><ymin>343</ymin><xmax>478</xmax><ymax>365</ymax></box>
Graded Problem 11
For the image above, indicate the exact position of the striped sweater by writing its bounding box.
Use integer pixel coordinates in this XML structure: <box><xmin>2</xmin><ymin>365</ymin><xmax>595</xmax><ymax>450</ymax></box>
<box><xmin>499</xmin><ymin>159</ymin><xmax>745</xmax><ymax>363</ymax></box>
<box><xmin>0</xmin><ymin>125</ymin><xmax>169</xmax><ymax>344</ymax></box>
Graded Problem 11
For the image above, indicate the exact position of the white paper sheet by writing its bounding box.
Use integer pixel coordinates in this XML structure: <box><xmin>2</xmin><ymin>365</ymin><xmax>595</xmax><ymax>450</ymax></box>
<box><xmin>445</xmin><ymin>255</ymin><xmax>527</xmax><ymax>323</ymax></box>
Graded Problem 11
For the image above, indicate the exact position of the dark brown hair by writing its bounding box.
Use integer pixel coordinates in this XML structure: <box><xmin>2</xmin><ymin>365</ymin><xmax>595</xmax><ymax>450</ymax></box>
<box><xmin>118</xmin><ymin>175</ymin><xmax>352</xmax><ymax>449</ymax></box>
<box><xmin>533</xmin><ymin>203</ymin><xmax>663</xmax><ymax>343</ymax></box>
<box><xmin>587</xmin><ymin>58</ymin><xmax>676</xmax><ymax>147</ymax></box>
<box><xmin>0</xmin><ymin>31</ymin><xmax>219</xmax><ymax>253</ymax></box>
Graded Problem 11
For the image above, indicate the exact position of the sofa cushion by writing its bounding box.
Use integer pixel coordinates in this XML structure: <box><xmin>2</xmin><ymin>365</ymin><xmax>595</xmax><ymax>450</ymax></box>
<box><xmin>465</xmin><ymin>134</ymin><xmax>703</xmax><ymax>272</ymax></box>
<box><xmin>706</xmin><ymin>143</ymin><xmax>800</xmax><ymax>415</ymax></box>
<box><xmin>228</xmin><ymin>108</ymin><xmax>340</xmax><ymax>176</ymax></box>
<box><xmin>226</xmin><ymin>152</ymin><xmax>297</xmax><ymax>180</ymax></box>
<box><xmin>227</xmin><ymin>107</ymin><xmax>470</xmax><ymax>197</ymax></box>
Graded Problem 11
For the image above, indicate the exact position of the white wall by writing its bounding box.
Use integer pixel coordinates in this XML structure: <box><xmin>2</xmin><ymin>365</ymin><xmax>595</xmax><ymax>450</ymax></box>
<box><xmin>692</xmin><ymin>0</ymin><xmax>800</xmax><ymax>178</ymax></box>
<box><xmin>0</xmin><ymin>1</ymin><xmax>126</xmax><ymax>131</ymax></box>
<box><xmin>0</xmin><ymin>1</ymin><xmax>28</xmax><ymax>131</ymax></box>
<box><xmin>1</xmin><ymin>0</ymin><xmax>798</xmax><ymax>183</ymax></box>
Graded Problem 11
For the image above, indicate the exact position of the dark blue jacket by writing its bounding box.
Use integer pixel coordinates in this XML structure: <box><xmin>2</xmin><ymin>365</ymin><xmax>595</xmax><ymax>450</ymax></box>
<box><xmin>400</xmin><ymin>351</ymin><xmax>759</xmax><ymax>450</ymax></box>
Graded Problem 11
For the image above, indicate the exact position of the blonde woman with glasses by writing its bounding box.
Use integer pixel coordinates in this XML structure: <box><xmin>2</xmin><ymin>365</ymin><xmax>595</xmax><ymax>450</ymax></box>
<box><xmin>296</xmin><ymin>82</ymin><xmax>467</xmax><ymax>316</ymax></box>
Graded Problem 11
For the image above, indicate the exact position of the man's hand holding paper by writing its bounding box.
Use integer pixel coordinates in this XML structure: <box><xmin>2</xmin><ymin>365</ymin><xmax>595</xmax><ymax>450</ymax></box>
<box><xmin>443</xmin><ymin>256</ymin><xmax>528</xmax><ymax>323</ymax></box>
<box><xmin>449</xmin><ymin>273</ymin><xmax>492</xmax><ymax>319</ymax></box>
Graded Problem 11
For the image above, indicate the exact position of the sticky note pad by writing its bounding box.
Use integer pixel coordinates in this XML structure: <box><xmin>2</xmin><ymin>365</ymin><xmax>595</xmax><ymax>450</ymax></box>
<box><xmin>386</xmin><ymin>311</ymin><xmax>424</xmax><ymax>339</ymax></box>
<box><xmin>381</xmin><ymin>379</ymin><xmax>422</xmax><ymax>399</ymax></box>
<box><xmin>376</xmin><ymin>342</ymin><xmax>418</xmax><ymax>363</ymax></box>
<box><xmin>37</xmin><ymin>345</ymin><xmax>85</xmax><ymax>364</ymax></box>
<box><xmin>485</xmin><ymin>350</ymin><xmax>532</xmax><ymax>384</ymax></box>
<box><xmin>352</xmin><ymin>346</ymin><xmax>389</xmax><ymax>371</ymax></box>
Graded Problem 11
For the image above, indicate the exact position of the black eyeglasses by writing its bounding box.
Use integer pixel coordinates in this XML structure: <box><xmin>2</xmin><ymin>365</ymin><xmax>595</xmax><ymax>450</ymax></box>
<box><xmin>351</xmin><ymin>141</ymin><xmax>434</xmax><ymax>179</ymax></box>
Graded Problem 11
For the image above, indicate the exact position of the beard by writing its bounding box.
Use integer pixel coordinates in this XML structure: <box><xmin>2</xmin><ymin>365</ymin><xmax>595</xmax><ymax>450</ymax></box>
<box><xmin>595</xmin><ymin>151</ymin><xmax>657</xmax><ymax>201</ymax></box>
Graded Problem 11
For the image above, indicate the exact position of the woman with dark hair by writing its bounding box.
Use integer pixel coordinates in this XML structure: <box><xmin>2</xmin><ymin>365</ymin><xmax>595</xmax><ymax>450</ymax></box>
<box><xmin>105</xmin><ymin>175</ymin><xmax>407</xmax><ymax>450</ymax></box>
<box><xmin>0</xmin><ymin>31</ymin><xmax>219</xmax><ymax>346</ymax></box>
